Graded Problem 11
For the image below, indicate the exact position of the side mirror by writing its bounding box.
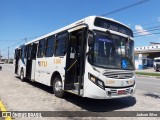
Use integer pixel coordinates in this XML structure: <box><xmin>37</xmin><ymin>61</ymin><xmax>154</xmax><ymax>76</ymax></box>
<box><xmin>86</xmin><ymin>49</ymin><xmax>92</xmax><ymax>56</ymax></box>
<box><xmin>88</xmin><ymin>34</ymin><xmax>94</xmax><ymax>46</ymax></box>
<box><xmin>127</xmin><ymin>36</ymin><xmax>130</xmax><ymax>42</ymax></box>
<box><xmin>106</xmin><ymin>30</ymin><xmax>111</xmax><ymax>39</ymax></box>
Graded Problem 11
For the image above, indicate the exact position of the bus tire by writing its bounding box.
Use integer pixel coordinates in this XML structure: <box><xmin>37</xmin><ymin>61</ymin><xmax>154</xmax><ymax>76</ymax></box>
<box><xmin>53</xmin><ymin>76</ymin><xmax>65</xmax><ymax>98</ymax></box>
<box><xmin>20</xmin><ymin>69</ymin><xmax>25</xmax><ymax>82</ymax></box>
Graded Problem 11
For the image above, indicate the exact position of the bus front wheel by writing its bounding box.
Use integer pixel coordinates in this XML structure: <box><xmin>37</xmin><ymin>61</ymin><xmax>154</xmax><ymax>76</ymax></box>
<box><xmin>53</xmin><ymin>76</ymin><xmax>65</xmax><ymax>98</ymax></box>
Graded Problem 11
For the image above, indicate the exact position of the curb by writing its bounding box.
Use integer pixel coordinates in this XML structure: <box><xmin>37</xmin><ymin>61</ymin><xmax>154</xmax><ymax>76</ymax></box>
<box><xmin>0</xmin><ymin>100</ymin><xmax>12</xmax><ymax>120</ymax></box>
<box><xmin>136</xmin><ymin>75</ymin><xmax>160</xmax><ymax>79</ymax></box>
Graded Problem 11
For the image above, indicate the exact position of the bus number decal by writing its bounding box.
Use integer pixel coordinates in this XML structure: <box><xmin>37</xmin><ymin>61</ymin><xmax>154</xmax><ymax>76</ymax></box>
<box><xmin>54</xmin><ymin>59</ymin><xmax>61</xmax><ymax>64</ymax></box>
<box><xmin>106</xmin><ymin>80</ymin><xmax>115</xmax><ymax>84</ymax></box>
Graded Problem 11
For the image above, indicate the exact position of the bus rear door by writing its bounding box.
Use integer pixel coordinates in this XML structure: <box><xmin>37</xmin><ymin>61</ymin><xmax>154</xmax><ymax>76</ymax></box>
<box><xmin>15</xmin><ymin>49</ymin><xmax>20</xmax><ymax>74</ymax></box>
<box><xmin>26</xmin><ymin>43</ymin><xmax>37</xmax><ymax>81</ymax></box>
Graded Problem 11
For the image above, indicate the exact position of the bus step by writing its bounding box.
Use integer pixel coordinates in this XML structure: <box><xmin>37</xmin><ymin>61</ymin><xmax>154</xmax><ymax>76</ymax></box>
<box><xmin>64</xmin><ymin>84</ymin><xmax>74</xmax><ymax>90</ymax></box>
<box><xmin>65</xmin><ymin>83</ymin><xmax>79</xmax><ymax>90</ymax></box>
<box><xmin>67</xmin><ymin>90</ymin><xmax>78</xmax><ymax>95</ymax></box>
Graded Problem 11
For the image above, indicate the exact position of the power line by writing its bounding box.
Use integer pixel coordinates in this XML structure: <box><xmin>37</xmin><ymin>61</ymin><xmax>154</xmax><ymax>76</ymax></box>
<box><xmin>101</xmin><ymin>0</ymin><xmax>151</xmax><ymax>16</ymax></box>
<box><xmin>0</xmin><ymin>35</ymin><xmax>41</xmax><ymax>58</ymax></box>
<box><xmin>134</xmin><ymin>27</ymin><xmax>160</xmax><ymax>34</ymax></box>
<box><xmin>139</xmin><ymin>21</ymin><xmax>160</xmax><ymax>27</ymax></box>
<box><xmin>133</xmin><ymin>25</ymin><xmax>160</xmax><ymax>33</ymax></box>
<box><xmin>134</xmin><ymin>31</ymin><xmax>160</xmax><ymax>37</ymax></box>
<box><xmin>0</xmin><ymin>0</ymin><xmax>154</xmax><ymax>57</ymax></box>
<box><xmin>0</xmin><ymin>36</ymin><xmax>40</xmax><ymax>52</ymax></box>
<box><xmin>0</xmin><ymin>36</ymin><xmax>38</xmax><ymax>41</ymax></box>
<box><xmin>0</xmin><ymin>40</ymin><xmax>24</xmax><ymax>52</ymax></box>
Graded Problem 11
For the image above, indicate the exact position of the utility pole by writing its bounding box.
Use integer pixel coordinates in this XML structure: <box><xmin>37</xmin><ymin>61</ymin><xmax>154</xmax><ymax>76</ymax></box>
<box><xmin>0</xmin><ymin>50</ymin><xmax>1</xmax><ymax>61</ymax></box>
<box><xmin>8</xmin><ymin>47</ymin><xmax>9</xmax><ymax>63</ymax></box>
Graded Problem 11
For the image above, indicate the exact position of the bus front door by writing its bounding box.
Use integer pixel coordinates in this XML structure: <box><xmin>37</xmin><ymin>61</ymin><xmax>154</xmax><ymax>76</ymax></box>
<box><xmin>65</xmin><ymin>28</ymin><xmax>87</xmax><ymax>95</ymax></box>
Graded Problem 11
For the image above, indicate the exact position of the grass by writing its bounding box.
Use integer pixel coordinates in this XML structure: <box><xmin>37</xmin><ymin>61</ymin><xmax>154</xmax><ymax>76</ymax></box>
<box><xmin>136</xmin><ymin>71</ymin><xmax>160</xmax><ymax>77</ymax></box>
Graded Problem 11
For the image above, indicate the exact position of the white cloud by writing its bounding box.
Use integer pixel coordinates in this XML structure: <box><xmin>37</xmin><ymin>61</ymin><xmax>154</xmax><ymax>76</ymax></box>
<box><xmin>135</xmin><ymin>25</ymin><xmax>150</xmax><ymax>35</ymax></box>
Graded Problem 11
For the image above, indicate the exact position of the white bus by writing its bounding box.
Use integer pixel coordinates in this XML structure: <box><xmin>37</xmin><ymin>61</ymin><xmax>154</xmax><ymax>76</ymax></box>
<box><xmin>14</xmin><ymin>16</ymin><xmax>135</xmax><ymax>99</ymax></box>
<box><xmin>153</xmin><ymin>57</ymin><xmax>160</xmax><ymax>71</ymax></box>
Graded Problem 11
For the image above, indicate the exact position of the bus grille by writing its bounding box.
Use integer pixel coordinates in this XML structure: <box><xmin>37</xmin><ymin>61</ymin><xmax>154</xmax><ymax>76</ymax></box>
<box><xmin>103</xmin><ymin>71</ymin><xmax>134</xmax><ymax>79</ymax></box>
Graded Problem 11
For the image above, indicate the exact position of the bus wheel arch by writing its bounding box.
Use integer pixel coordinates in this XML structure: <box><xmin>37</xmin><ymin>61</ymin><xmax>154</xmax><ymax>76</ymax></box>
<box><xmin>51</xmin><ymin>72</ymin><xmax>65</xmax><ymax>98</ymax></box>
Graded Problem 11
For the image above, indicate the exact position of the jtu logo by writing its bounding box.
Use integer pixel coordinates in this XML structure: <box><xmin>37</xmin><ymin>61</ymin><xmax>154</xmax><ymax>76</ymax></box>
<box><xmin>38</xmin><ymin>61</ymin><xmax>47</xmax><ymax>67</ymax></box>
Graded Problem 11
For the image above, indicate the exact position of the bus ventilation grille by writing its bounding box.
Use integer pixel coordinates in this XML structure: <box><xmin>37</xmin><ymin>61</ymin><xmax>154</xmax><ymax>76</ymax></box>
<box><xmin>103</xmin><ymin>71</ymin><xmax>134</xmax><ymax>79</ymax></box>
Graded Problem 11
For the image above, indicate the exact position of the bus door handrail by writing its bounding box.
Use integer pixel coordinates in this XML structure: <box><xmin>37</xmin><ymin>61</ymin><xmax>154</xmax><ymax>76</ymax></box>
<box><xmin>67</xmin><ymin>60</ymin><xmax>77</xmax><ymax>71</ymax></box>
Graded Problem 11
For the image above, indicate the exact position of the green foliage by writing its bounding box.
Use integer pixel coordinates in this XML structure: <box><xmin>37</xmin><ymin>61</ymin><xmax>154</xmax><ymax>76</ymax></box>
<box><xmin>136</xmin><ymin>72</ymin><xmax>160</xmax><ymax>77</ymax></box>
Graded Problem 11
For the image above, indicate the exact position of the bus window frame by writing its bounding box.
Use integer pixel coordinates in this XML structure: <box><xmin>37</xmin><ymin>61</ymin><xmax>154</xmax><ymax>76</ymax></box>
<box><xmin>45</xmin><ymin>35</ymin><xmax>55</xmax><ymax>57</ymax></box>
<box><xmin>54</xmin><ymin>32</ymin><xmax>68</xmax><ymax>57</ymax></box>
<box><xmin>37</xmin><ymin>39</ymin><xmax>45</xmax><ymax>58</ymax></box>
<box><xmin>21</xmin><ymin>46</ymin><xmax>25</xmax><ymax>58</ymax></box>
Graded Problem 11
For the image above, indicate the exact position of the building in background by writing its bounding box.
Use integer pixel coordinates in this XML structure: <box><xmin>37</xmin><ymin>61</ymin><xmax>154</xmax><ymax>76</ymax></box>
<box><xmin>134</xmin><ymin>42</ymin><xmax>160</xmax><ymax>70</ymax></box>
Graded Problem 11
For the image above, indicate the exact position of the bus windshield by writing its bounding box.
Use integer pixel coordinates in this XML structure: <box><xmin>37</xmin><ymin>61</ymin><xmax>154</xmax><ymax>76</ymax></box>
<box><xmin>88</xmin><ymin>31</ymin><xmax>135</xmax><ymax>70</ymax></box>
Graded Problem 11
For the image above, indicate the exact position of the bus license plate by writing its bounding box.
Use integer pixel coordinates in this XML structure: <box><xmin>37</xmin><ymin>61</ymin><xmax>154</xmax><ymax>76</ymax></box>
<box><xmin>118</xmin><ymin>90</ymin><xmax>126</xmax><ymax>95</ymax></box>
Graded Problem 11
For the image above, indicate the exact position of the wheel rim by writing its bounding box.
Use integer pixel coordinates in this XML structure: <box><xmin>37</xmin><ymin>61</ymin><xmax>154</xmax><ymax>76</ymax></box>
<box><xmin>55</xmin><ymin>80</ymin><xmax>62</xmax><ymax>92</ymax></box>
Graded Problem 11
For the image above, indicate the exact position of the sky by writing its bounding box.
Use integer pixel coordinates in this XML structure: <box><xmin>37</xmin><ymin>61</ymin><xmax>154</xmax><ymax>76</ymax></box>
<box><xmin>0</xmin><ymin>0</ymin><xmax>160</xmax><ymax>58</ymax></box>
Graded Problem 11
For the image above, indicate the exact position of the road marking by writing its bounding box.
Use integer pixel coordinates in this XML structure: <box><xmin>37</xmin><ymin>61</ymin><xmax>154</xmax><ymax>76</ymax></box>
<box><xmin>0</xmin><ymin>100</ymin><xmax>12</xmax><ymax>120</ymax></box>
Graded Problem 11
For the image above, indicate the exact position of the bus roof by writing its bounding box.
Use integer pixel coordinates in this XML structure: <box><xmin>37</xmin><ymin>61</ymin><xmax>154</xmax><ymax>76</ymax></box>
<box><xmin>16</xmin><ymin>15</ymin><xmax>132</xmax><ymax>47</ymax></box>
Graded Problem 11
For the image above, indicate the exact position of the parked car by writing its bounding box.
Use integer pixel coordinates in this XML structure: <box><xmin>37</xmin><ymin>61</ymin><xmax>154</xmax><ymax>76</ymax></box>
<box><xmin>153</xmin><ymin>57</ymin><xmax>160</xmax><ymax>71</ymax></box>
<box><xmin>0</xmin><ymin>61</ymin><xmax>4</xmax><ymax>64</ymax></box>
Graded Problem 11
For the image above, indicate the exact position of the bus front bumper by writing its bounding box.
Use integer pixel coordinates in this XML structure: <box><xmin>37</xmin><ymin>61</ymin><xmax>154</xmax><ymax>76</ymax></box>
<box><xmin>104</xmin><ymin>84</ymin><xmax>136</xmax><ymax>99</ymax></box>
<box><xmin>84</xmin><ymin>83</ymin><xmax>136</xmax><ymax>99</ymax></box>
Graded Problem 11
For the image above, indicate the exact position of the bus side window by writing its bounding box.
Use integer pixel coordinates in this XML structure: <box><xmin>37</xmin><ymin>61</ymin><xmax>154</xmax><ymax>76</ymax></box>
<box><xmin>45</xmin><ymin>35</ymin><xmax>55</xmax><ymax>57</ymax></box>
<box><xmin>55</xmin><ymin>33</ymin><xmax>67</xmax><ymax>56</ymax></box>
<box><xmin>22</xmin><ymin>46</ymin><xmax>25</xmax><ymax>58</ymax></box>
<box><xmin>37</xmin><ymin>39</ymin><xmax>45</xmax><ymax>58</ymax></box>
<box><xmin>19</xmin><ymin>49</ymin><xmax>22</xmax><ymax>59</ymax></box>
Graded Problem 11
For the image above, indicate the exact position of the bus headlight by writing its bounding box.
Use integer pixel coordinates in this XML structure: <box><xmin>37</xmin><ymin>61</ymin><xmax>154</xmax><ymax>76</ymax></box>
<box><xmin>88</xmin><ymin>73</ymin><xmax>105</xmax><ymax>90</ymax></box>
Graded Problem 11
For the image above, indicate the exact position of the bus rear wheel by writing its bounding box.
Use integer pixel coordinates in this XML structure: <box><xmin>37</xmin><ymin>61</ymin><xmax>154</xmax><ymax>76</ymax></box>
<box><xmin>20</xmin><ymin>69</ymin><xmax>25</xmax><ymax>82</ymax></box>
<box><xmin>53</xmin><ymin>76</ymin><xmax>65</xmax><ymax>98</ymax></box>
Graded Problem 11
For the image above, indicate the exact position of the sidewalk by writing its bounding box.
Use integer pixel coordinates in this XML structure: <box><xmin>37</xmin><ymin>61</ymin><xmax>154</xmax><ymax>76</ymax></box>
<box><xmin>136</xmin><ymin>67</ymin><xmax>160</xmax><ymax>74</ymax></box>
<box><xmin>135</xmin><ymin>67</ymin><xmax>160</xmax><ymax>78</ymax></box>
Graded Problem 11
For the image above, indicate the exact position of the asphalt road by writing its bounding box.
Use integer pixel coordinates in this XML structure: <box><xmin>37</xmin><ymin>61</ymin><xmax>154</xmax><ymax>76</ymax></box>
<box><xmin>0</xmin><ymin>64</ymin><xmax>160</xmax><ymax>120</ymax></box>
<box><xmin>136</xmin><ymin>77</ymin><xmax>160</xmax><ymax>93</ymax></box>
